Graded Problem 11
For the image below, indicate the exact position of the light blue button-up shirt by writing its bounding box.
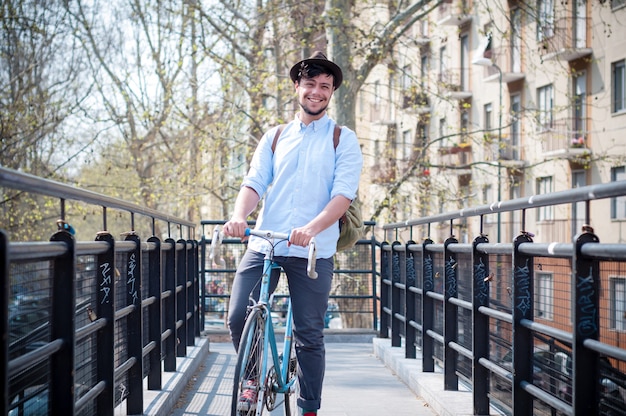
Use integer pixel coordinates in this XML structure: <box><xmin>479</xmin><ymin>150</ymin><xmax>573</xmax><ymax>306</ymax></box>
<box><xmin>242</xmin><ymin>114</ymin><xmax>363</xmax><ymax>258</ymax></box>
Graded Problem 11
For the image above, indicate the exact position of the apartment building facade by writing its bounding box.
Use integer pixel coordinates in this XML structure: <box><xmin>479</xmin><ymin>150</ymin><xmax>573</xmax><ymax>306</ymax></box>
<box><xmin>359</xmin><ymin>0</ymin><xmax>626</xmax><ymax>246</ymax></box>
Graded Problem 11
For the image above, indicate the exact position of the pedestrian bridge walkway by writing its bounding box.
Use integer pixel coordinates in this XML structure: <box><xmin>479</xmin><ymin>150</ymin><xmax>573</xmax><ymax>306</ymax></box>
<box><xmin>133</xmin><ymin>331</ymin><xmax>477</xmax><ymax>416</ymax></box>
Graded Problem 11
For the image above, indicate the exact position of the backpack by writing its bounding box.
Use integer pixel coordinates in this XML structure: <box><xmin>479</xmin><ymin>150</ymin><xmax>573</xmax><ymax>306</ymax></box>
<box><xmin>271</xmin><ymin>124</ymin><xmax>364</xmax><ymax>251</ymax></box>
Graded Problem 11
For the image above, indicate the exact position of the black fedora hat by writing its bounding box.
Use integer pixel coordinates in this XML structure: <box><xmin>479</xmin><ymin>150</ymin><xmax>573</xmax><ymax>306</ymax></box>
<box><xmin>289</xmin><ymin>51</ymin><xmax>343</xmax><ymax>89</ymax></box>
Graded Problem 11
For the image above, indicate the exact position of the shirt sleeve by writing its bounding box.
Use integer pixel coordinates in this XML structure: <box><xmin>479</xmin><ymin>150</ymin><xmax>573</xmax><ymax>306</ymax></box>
<box><xmin>241</xmin><ymin>127</ymin><xmax>279</xmax><ymax>198</ymax></box>
<box><xmin>331</xmin><ymin>126</ymin><xmax>363</xmax><ymax>201</ymax></box>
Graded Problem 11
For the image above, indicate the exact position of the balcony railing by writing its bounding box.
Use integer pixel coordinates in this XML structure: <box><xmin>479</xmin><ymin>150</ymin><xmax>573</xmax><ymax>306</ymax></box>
<box><xmin>437</xmin><ymin>0</ymin><xmax>472</xmax><ymax>26</ymax></box>
<box><xmin>402</xmin><ymin>88</ymin><xmax>430</xmax><ymax>113</ymax></box>
<box><xmin>438</xmin><ymin>69</ymin><xmax>472</xmax><ymax>100</ymax></box>
<box><xmin>539</xmin><ymin>16</ymin><xmax>592</xmax><ymax>61</ymax></box>
<box><xmin>539</xmin><ymin>118</ymin><xmax>591</xmax><ymax>159</ymax></box>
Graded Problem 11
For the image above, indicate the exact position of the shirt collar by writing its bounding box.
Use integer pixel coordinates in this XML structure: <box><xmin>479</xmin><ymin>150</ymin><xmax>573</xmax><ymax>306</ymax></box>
<box><xmin>295</xmin><ymin>113</ymin><xmax>331</xmax><ymax>132</ymax></box>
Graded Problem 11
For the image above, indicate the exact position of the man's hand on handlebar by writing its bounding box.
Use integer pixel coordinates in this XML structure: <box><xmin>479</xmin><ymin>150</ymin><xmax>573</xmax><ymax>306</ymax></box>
<box><xmin>286</xmin><ymin>226</ymin><xmax>315</xmax><ymax>248</ymax></box>
<box><xmin>223</xmin><ymin>218</ymin><xmax>248</xmax><ymax>240</ymax></box>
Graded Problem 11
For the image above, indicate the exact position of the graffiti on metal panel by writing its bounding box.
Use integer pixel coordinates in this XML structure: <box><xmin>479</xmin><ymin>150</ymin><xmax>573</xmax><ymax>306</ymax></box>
<box><xmin>99</xmin><ymin>262</ymin><xmax>112</xmax><ymax>304</ymax></box>
<box><xmin>424</xmin><ymin>255</ymin><xmax>434</xmax><ymax>291</ymax></box>
<box><xmin>392</xmin><ymin>252</ymin><xmax>400</xmax><ymax>283</ymax></box>
<box><xmin>127</xmin><ymin>253</ymin><xmax>139</xmax><ymax>304</ymax></box>
<box><xmin>514</xmin><ymin>259</ymin><xmax>531</xmax><ymax>316</ymax></box>
<box><xmin>474</xmin><ymin>257</ymin><xmax>488</xmax><ymax>305</ymax></box>
<box><xmin>406</xmin><ymin>253</ymin><xmax>416</xmax><ymax>285</ymax></box>
<box><xmin>577</xmin><ymin>267</ymin><xmax>598</xmax><ymax>337</ymax></box>
<box><xmin>445</xmin><ymin>256</ymin><xmax>457</xmax><ymax>297</ymax></box>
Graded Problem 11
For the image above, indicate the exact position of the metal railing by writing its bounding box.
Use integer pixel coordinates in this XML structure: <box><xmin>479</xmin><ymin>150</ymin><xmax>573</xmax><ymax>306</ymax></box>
<box><xmin>380</xmin><ymin>181</ymin><xmax>626</xmax><ymax>415</ymax></box>
<box><xmin>199</xmin><ymin>220</ymin><xmax>379</xmax><ymax>332</ymax></box>
<box><xmin>1</xmin><ymin>167</ymin><xmax>199</xmax><ymax>416</ymax></box>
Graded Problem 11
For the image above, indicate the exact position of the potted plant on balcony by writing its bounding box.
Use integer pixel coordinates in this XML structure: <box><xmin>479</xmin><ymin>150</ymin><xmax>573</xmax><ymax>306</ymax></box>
<box><xmin>570</xmin><ymin>136</ymin><xmax>585</xmax><ymax>148</ymax></box>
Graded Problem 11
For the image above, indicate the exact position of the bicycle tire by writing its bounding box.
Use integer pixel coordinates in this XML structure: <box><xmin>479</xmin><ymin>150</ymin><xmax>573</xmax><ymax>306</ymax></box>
<box><xmin>283</xmin><ymin>337</ymin><xmax>299</xmax><ymax>416</ymax></box>
<box><xmin>232</xmin><ymin>307</ymin><xmax>266</xmax><ymax>416</ymax></box>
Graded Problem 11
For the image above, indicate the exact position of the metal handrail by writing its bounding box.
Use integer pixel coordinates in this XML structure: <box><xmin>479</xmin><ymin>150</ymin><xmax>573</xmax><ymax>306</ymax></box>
<box><xmin>0</xmin><ymin>166</ymin><xmax>195</xmax><ymax>228</ymax></box>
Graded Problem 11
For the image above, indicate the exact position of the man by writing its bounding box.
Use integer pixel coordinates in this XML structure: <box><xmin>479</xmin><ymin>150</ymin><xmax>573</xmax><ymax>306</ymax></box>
<box><xmin>223</xmin><ymin>51</ymin><xmax>363</xmax><ymax>415</ymax></box>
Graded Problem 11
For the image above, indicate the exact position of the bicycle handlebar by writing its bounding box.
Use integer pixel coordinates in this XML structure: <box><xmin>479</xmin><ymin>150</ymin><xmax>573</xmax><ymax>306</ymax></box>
<box><xmin>210</xmin><ymin>226</ymin><xmax>318</xmax><ymax>279</ymax></box>
<box><xmin>245</xmin><ymin>228</ymin><xmax>318</xmax><ymax>279</ymax></box>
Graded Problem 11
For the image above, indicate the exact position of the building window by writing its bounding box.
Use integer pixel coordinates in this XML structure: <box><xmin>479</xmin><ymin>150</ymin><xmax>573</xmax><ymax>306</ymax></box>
<box><xmin>537</xmin><ymin>84</ymin><xmax>554</xmax><ymax>131</ymax></box>
<box><xmin>611</xmin><ymin>167</ymin><xmax>626</xmax><ymax>219</ymax></box>
<box><xmin>439</xmin><ymin>117</ymin><xmax>447</xmax><ymax>147</ymax></box>
<box><xmin>611</xmin><ymin>0</ymin><xmax>626</xmax><ymax>10</ymax></box>
<box><xmin>374</xmin><ymin>80</ymin><xmax>381</xmax><ymax>108</ymax></box>
<box><xmin>420</xmin><ymin>54</ymin><xmax>429</xmax><ymax>89</ymax></box>
<box><xmin>417</xmin><ymin>122</ymin><xmax>428</xmax><ymax>151</ymax></box>
<box><xmin>439</xmin><ymin>46</ymin><xmax>448</xmax><ymax>85</ymax></box>
<box><xmin>460</xmin><ymin>110</ymin><xmax>469</xmax><ymax>143</ymax></box>
<box><xmin>460</xmin><ymin>33</ymin><xmax>469</xmax><ymax>91</ymax></box>
<box><xmin>536</xmin><ymin>272</ymin><xmax>554</xmax><ymax>320</ymax></box>
<box><xmin>402</xmin><ymin>65</ymin><xmax>411</xmax><ymax>91</ymax></box>
<box><xmin>537</xmin><ymin>176</ymin><xmax>554</xmax><ymax>221</ymax></box>
<box><xmin>537</xmin><ymin>0</ymin><xmax>554</xmax><ymax>41</ymax></box>
<box><xmin>610</xmin><ymin>277</ymin><xmax>626</xmax><ymax>331</ymax></box>
<box><xmin>613</xmin><ymin>60</ymin><xmax>625</xmax><ymax>113</ymax></box>
<box><xmin>400</xmin><ymin>129</ymin><xmax>412</xmax><ymax>160</ymax></box>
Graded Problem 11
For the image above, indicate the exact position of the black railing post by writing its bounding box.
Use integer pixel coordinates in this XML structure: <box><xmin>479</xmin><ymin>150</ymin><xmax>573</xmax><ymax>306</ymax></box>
<box><xmin>186</xmin><ymin>239</ymin><xmax>196</xmax><ymax>345</ymax></box>
<box><xmin>147</xmin><ymin>236</ymin><xmax>162</xmax><ymax>390</ymax></box>
<box><xmin>49</xmin><ymin>227</ymin><xmax>76</xmax><ymax>415</ymax></box>
<box><xmin>391</xmin><ymin>241</ymin><xmax>402</xmax><ymax>347</ymax></box>
<box><xmin>95</xmin><ymin>232</ymin><xmax>115</xmax><ymax>416</ymax></box>
<box><xmin>176</xmin><ymin>239</ymin><xmax>188</xmax><ymax>357</ymax></box>
<box><xmin>124</xmin><ymin>233</ymin><xmax>143</xmax><ymax>414</ymax></box>
<box><xmin>443</xmin><ymin>235</ymin><xmax>459</xmax><ymax>391</ymax></box>
<box><xmin>379</xmin><ymin>242</ymin><xmax>390</xmax><ymax>338</ymax></box>
<box><xmin>572</xmin><ymin>227</ymin><xmax>600</xmax><ymax>414</ymax></box>
<box><xmin>1</xmin><ymin>230</ymin><xmax>8</xmax><ymax>416</ymax></box>
<box><xmin>371</xmin><ymin>236</ymin><xmax>379</xmax><ymax>331</ymax></box>
<box><xmin>422</xmin><ymin>238</ymin><xmax>435</xmax><ymax>372</ymax></box>
<box><xmin>472</xmin><ymin>234</ymin><xmax>490</xmax><ymax>415</ymax></box>
<box><xmin>405</xmin><ymin>241</ymin><xmax>417</xmax><ymax>359</ymax></box>
<box><xmin>163</xmin><ymin>237</ymin><xmax>177</xmax><ymax>371</ymax></box>
<box><xmin>199</xmin><ymin>234</ymin><xmax>207</xmax><ymax>333</ymax></box>
<box><xmin>512</xmin><ymin>231</ymin><xmax>534</xmax><ymax>416</ymax></box>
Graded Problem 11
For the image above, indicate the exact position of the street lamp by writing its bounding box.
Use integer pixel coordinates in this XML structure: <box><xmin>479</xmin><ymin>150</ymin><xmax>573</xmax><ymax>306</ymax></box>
<box><xmin>473</xmin><ymin>51</ymin><xmax>503</xmax><ymax>243</ymax></box>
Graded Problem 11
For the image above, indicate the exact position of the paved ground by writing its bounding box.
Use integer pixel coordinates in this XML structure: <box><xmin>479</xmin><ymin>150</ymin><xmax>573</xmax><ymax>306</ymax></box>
<box><xmin>129</xmin><ymin>332</ymin><xmax>501</xmax><ymax>416</ymax></box>
<box><xmin>169</xmin><ymin>341</ymin><xmax>437</xmax><ymax>416</ymax></box>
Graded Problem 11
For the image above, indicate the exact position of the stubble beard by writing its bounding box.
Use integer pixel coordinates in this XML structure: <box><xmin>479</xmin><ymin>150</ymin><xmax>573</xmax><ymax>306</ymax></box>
<box><xmin>299</xmin><ymin>98</ymin><xmax>327</xmax><ymax>117</ymax></box>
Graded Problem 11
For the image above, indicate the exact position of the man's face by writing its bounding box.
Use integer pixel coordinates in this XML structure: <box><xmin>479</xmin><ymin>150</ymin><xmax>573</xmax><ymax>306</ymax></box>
<box><xmin>295</xmin><ymin>74</ymin><xmax>335</xmax><ymax>117</ymax></box>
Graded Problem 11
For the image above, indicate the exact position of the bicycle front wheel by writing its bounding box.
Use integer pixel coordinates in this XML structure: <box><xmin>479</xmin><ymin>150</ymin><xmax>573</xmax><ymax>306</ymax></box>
<box><xmin>232</xmin><ymin>307</ymin><xmax>266</xmax><ymax>416</ymax></box>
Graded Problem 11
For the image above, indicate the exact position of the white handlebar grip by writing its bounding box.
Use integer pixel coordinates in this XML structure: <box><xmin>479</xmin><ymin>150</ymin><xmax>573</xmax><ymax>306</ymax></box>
<box><xmin>307</xmin><ymin>238</ymin><xmax>318</xmax><ymax>279</ymax></box>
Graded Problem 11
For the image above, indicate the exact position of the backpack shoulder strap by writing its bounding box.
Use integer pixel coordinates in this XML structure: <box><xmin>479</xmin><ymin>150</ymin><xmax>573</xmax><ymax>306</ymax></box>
<box><xmin>333</xmin><ymin>125</ymin><xmax>341</xmax><ymax>149</ymax></box>
<box><xmin>271</xmin><ymin>124</ymin><xmax>286</xmax><ymax>153</ymax></box>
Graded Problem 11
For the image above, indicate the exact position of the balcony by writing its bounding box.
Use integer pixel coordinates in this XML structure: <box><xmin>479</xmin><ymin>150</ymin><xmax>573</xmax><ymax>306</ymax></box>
<box><xmin>437</xmin><ymin>0</ymin><xmax>472</xmax><ymax>26</ymax></box>
<box><xmin>438</xmin><ymin>70</ymin><xmax>472</xmax><ymax>100</ymax></box>
<box><xmin>499</xmin><ymin>138</ymin><xmax>526</xmax><ymax>168</ymax></box>
<box><xmin>439</xmin><ymin>141</ymin><xmax>472</xmax><ymax>175</ymax></box>
<box><xmin>475</xmin><ymin>45</ymin><xmax>525</xmax><ymax>84</ymax></box>
<box><xmin>539</xmin><ymin>118</ymin><xmax>592</xmax><ymax>160</ymax></box>
<box><xmin>402</xmin><ymin>87</ymin><xmax>431</xmax><ymax>114</ymax></box>
<box><xmin>539</xmin><ymin>16</ymin><xmax>592</xmax><ymax>62</ymax></box>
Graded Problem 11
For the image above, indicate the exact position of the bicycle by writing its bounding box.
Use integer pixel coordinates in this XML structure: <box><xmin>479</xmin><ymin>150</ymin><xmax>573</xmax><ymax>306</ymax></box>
<box><xmin>209</xmin><ymin>226</ymin><xmax>317</xmax><ymax>416</ymax></box>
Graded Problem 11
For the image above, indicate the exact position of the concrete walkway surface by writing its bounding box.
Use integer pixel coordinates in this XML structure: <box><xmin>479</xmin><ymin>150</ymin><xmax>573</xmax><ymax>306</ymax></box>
<box><xmin>131</xmin><ymin>332</ymin><xmax>503</xmax><ymax>416</ymax></box>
